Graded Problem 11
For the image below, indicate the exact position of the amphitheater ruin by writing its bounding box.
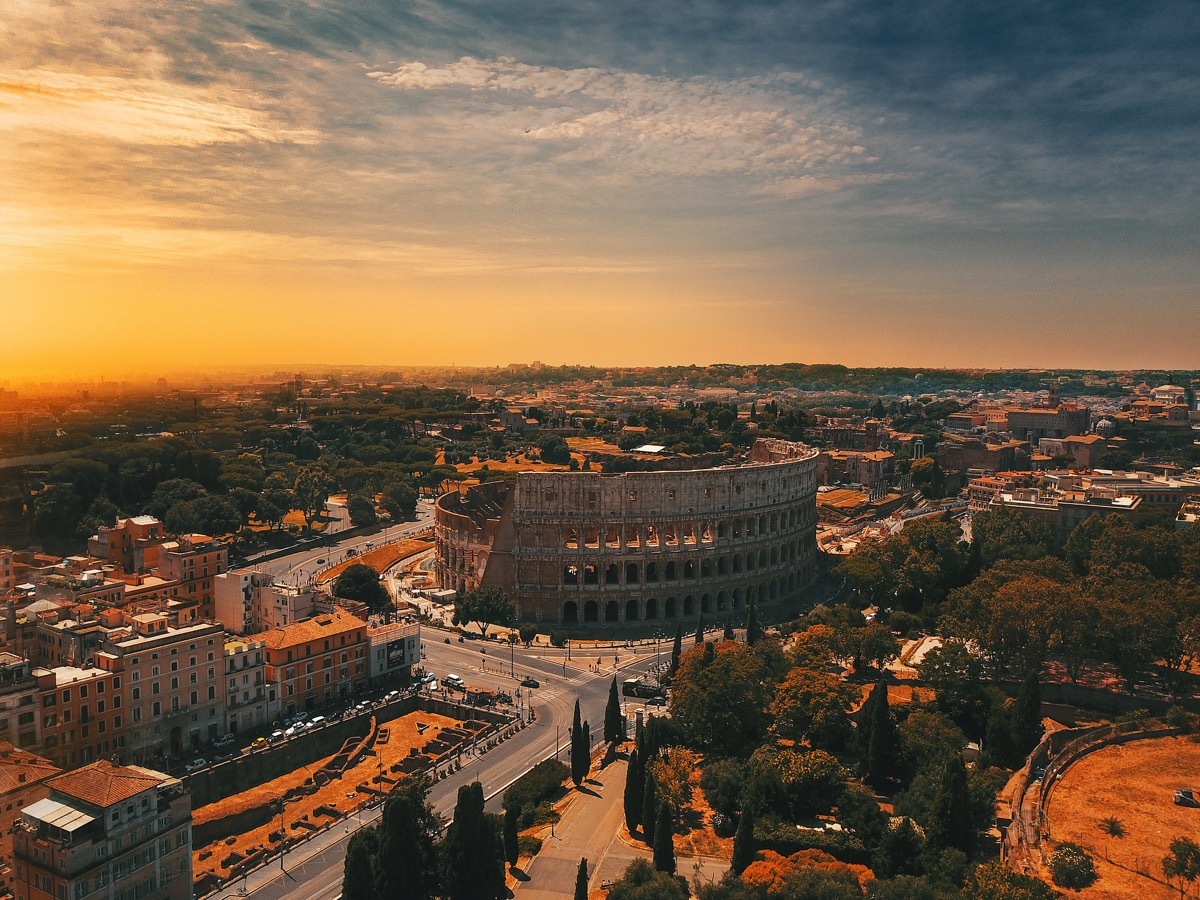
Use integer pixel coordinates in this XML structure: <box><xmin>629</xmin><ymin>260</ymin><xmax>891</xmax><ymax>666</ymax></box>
<box><xmin>434</xmin><ymin>438</ymin><xmax>820</xmax><ymax>626</ymax></box>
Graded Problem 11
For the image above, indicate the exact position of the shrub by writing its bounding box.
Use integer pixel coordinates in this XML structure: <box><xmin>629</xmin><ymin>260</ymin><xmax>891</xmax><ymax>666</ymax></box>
<box><xmin>1050</xmin><ymin>842</ymin><xmax>1097</xmax><ymax>888</ymax></box>
<box><xmin>517</xmin><ymin>835</ymin><xmax>543</xmax><ymax>855</ymax></box>
<box><xmin>753</xmin><ymin>816</ymin><xmax>871</xmax><ymax>866</ymax></box>
<box><xmin>503</xmin><ymin>758</ymin><xmax>569</xmax><ymax>826</ymax></box>
<box><xmin>700</xmin><ymin>758</ymin><xmax>745</xmax><ymax>822</ymax></box>
<box><xmin>550</xmin><ymin>631</ymin><xmax>569</xmax><ymax>648</ymax></box>
<box><xmin>888</xmin><ymin>610</ymin><xmax>923</xmax><ymax>637</ymax></box>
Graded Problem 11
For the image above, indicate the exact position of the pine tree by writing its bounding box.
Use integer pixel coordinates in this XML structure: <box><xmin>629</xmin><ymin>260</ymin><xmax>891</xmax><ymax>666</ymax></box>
<box><xmin>695</xmin><ymin>615</ymin><xmax>705</xmax><ymax>645</ymax></box>
<box><xmin>652</xmin><ymin>802</ymin><xmax>676</xmax><ymax>875</ymax></box>
<box><xmin>605</xmin><ymin>677</ymin><xmax>625</xmax><ymax>744</ymax></box>
<box><xmin>583</xmin><ymin>720</ymin><xmax>591</xmax><ymax>762</ymax></box>
<box><xmin>1011</xmin><ymin>669</ymin><xmax>1043</xmax><ymax>756</ymax></box>
<box><xmin>623</xmin><ymin>748</ymin><xmax>642</xmax><ymax>832</ymax></box>
<box><xmin>732</xmin><ymin>808</ymin><xmax>755</xmax><ymax>875</ymax></box>
<box><xmin>570</xmin><ymin>700</ymin><xmax>587</xmax><ymax>787</ymax></box>
<box><xmin>668</xmin><ymin>623</ymin><xmax>683</xmax><ymax>678</ymax></box>
<box><xmin>866</xmin><ymin>681</ymin><xmax>900</xmax><ymax>788</ymax></box>
<box><xmin>442</xmin><ymin>782</ymin><xmax>505</xmax><ymax>900</ymax></box>
<box><xmin>374</xmin><ymin>775</ymin><xmax>441</xmax><ymax>900</ymax></box>
<box><xmin>723</xmin><ymin>617</ymin><xmax>734</xmax><ymax>640</ymax></box>
<box><xmin>503</xmin><ymin>804</ymin><xmax>519</xmax><ymax>868</ymax></box>
<box><xmin>574</xmin><ymin>857</ymin><xmax>589</xmax><ymax>900</ymax></box>
<box><xmin>746</xmin><ymin>600</ymin><xmax>762</xmax><ymax>646</ymax></box>
<box><xmin>342</xmin><ymin>829</ymin><xmax>379</xmax><ymax>900</ymax></box>
<box><xmin>925</xmin><ymin>754</ymin><xmax>976</xmax><ymax>857</ymax></box>
<box><xmin>641</xmin><ymin>770</ymin><xmax>658</xmax><ymax>845</ymax></box>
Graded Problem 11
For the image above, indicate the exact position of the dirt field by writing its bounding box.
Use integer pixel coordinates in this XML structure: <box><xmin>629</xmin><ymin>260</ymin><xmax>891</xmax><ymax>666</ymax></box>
<box><xmin>192</xmin><ymin>710</ymin><xmax>463</xmax><ymax>883</ymax></box>
<box><xmin>1042</xmin><ymin>734</ymin><xmax>1200</xmax><ymax>899</ymax></box>
<box><xmin>317</xmin><ymin>538</ymin><xmax>433</xmax><ymax>584</ymax></box>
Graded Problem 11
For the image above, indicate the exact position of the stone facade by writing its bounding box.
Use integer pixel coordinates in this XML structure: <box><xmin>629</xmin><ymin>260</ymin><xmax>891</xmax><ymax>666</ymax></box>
<box><xmin>435</xmin><ymin>438</ymin><xmax>820</xmax><ymax>626</ymax></box>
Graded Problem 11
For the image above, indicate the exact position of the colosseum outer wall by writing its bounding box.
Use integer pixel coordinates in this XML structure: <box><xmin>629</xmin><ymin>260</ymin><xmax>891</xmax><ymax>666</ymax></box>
<box><xmin>435</xmin><ymin>438</ymin><xmax>819</xmax><ymax>627</ymax></box>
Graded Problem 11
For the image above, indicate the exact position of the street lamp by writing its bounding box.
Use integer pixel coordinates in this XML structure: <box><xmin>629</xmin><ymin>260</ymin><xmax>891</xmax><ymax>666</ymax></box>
<box><xmin>509</xmin><ymin>633</ymin><xmax>516</xmax><ymax>678</ymax></box>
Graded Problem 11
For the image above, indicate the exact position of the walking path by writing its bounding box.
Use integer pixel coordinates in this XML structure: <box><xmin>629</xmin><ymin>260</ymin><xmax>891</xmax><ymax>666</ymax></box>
<box><xmin>515</xmin><ymin>757</ymin><xmax>730</xmax><ymax>898</ymax></box>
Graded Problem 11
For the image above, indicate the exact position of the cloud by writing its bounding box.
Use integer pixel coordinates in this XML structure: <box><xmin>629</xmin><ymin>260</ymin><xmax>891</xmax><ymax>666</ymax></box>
<box><xmin>368</xmin><ymin>56</ymin><xmax>879</xmax><ymax>185</ymax></box>
<box><xmin>0</xmin><ymin>69</ymin><xmax>315</xmax><ymax>146</ymax></box>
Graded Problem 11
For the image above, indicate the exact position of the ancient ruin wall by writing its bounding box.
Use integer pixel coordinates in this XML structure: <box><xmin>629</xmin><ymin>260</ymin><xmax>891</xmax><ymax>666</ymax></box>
<box><xmin>436</xmin><ymin>439</ymin><xmax>820</xmax><ymax>626</ymax></box>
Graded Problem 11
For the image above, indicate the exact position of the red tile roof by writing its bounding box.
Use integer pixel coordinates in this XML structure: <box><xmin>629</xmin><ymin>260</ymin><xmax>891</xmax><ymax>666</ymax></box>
<box><xmin>47</xmin><ymin>760</ymin><xmax>165</xmax><ymax>808</ymax></box>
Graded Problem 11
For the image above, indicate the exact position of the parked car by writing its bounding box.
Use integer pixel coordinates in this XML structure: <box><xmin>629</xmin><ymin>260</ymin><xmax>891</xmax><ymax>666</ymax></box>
<box><xmin>646</xmin><ymin>694</ymin><xmax>668</xmax><ymax>707</ymax></box>
<box><xmin>269</xmin><ymin>730</ymin><xmax>286</xmax><ymax>743</ymax></box>
<box><xmin>445</xmin><ymin>674</ymin><xmax>465</xmax><ymax>690</ymax></box>
<box><xmin>1176</xmin><ymin>788</ymin><xmax>1200</xmax><ymax>807</ymax></box>
<box><xmin>309</xmin><ymin>715</ymin><xmax>326</xmax><ymax>728</ymax></box>
<box><xmin>213</xmin><ymin>733</ymin><xmax>235</xmax><ymax>748</ymax></box>
<box><xmin>184</xmin><ymin>758</ymin><xmax>207</xmax><ymax>773</ymax></box>
<box><xmin>284</xmin><ymin>724</ymin><xmax>302</xmax><ymax>737</ymax></box>
<box><xmin>520</xmin><ymin>677</ymin><xmax>540</xmax><ymax>689</ymax></box>
<box><xmin>496</xmin><ymin>692</ymin><xmax>512</xmax><ymax>705</ymax></box>
<box><xmin>420</xmin><ymin>672</ymin><xmax>437</xmax><ymax>684</ymax></box>
<box><xmin>251</xmin><ymin>737</ymin><xmax>268</xmax><ymax>750</ymax></box>
<box><xmin>385</xmin><ymin>690</ymin><xmax>400</xmax><ymax>702</ymax></box>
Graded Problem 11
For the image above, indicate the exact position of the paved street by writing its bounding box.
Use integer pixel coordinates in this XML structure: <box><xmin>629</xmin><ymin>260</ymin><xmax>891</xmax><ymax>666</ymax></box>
<box><xmin>517</xmin><ymin>757</ymin><xmax>730</xmax><ymax>898</ymax></box>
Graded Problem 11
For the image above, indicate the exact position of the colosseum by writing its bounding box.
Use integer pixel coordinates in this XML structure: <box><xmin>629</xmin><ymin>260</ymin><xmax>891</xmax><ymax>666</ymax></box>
<box><xmin>434</xmin><ymin>438</ymin><xmax>820</xmax><ymax>626</ymax></box>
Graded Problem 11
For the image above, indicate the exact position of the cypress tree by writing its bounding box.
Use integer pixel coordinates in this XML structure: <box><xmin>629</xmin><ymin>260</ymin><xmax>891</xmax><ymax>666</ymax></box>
<box><xmin>668</xmin><ymin>623</ymin><xmax>683</xmax><ymax>678</ymax></box>
<box><xmin>723</xmin><ymin>617</ymin><xmax>734</xmax><ymax>640</ymax></box>
<box><xmin>342</xmin><ymin>829</ymin><xmax>379</xmax><ymax>900</ymax></box>
<box><xmin>695</xmin><ymin>615</ymin><xmax>705</xmax><ymax>645</ymax></box>
<box><xmin>605</xmin><ymin>677</ymin><xmax>625</xmax><ymax>744</ymax></box>
<box><xmin>574</xmin><ymin>857</ymin><xmax>589</xmax><ymax>900</ymax></box>
<box><xmin>375</xmin><ymin>775</ymin><xmax>441</xmax><ymax>900</ymax></box>
<box><xmin>503</xmin><ymin>804</ymin><xmax>519</xmax><ymax>868</ymax></box>
<box><xmin>866</xmin><ymin>681</ymin><xmax>900</xmax><ymax>788</ymax></box>
<box><xmin>926</xmin><ymin>754</ymin><xmax>976</xmax><ymax>857</ymax></box>
<box><xmin>583</xmin><ymin>720</ymin><xmax>591</xmax><ymax>761</ymax></box>
<box><xmin>623</xmin><ymin>748</ymin><xmax>642</xmax><ymax>832</ymax></box>
<box><xmin>653</xmin><ymin>801</ymin><xmax>676</xmax><ymax>875</ymax></box>
<box><xmin>732</xmin><ymin>808</ymin><xmax>755</xmax><ymax>876</ymax></box>
<box><xmin>746</xmin><ymin>600</ymin><xmax>762</xmax><ymax>646</ymax></box>
<box><xmin>1010</xmin><ymin>669</ymin><xmax>1043</xmax><ymax>755</ymax></box>
<box><xmin>570</xmin><ymin>700</ymin><xmax>587</xmax><ymax>786</ymax></box>
<box><xmin>854</xmin><ymin>680</ymin><xmax>881</xmax><ymax>757</ymax></box>
<box><xmin>442</xmin><ymin>782</ymin><xmax>505</xmax><ymax>900</ymax></box>
<box><xmin>641</xmin><ymin>770</ymin><xmax>658</xmax><ymax>845</ymax></box>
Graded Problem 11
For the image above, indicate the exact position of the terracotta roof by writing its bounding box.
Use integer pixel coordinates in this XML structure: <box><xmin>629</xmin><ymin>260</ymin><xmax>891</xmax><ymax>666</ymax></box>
<box><xmin>263</xmin><ymin>608</ymin><xmax>367</xmax><ymax>651</ymax></box>
<box><xmin>0</xmin><ymin>744</ymin><xmax>60</xmax><ymax>795</ymax></box>
<box><xmin>47</xmin><ymin>760</ymin><xmax>166</xmax><ymax>808</ymax></box>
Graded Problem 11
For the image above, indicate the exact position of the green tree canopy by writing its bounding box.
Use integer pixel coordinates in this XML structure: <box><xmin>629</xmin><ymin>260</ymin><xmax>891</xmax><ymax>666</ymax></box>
<box><xmin>334</xmin><ymin>563</ymin><xmax>392</xmax><ymax>616</ymax></box>
<box><xmin>453</xmin><ymin>585</ymin><xmax>514</xmax><ymax>639</ymax></box>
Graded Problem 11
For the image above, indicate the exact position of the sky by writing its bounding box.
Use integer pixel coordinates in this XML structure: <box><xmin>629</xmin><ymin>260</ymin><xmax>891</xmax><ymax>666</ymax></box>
<box><xmin>2</xmin><ymin>0</ymin><xmax>1198</xmax><ymax>379</ymax></box>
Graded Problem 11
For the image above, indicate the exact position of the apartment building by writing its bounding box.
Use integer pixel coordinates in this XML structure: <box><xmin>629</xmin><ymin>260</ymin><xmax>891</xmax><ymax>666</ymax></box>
<box><xmin>155</xmin><ymin>535</ymin><xmax>227</xmax><ymax>620</ymax></box>
<box><xmin>214</xmin><ymin>570</ymin><xmax>317</xmax><ymax>635</ymax></box>
<box><xmin>86</xmin><ymin>516</ymin><xmax>166</xmax><ymax>573</ymax></box>
<box><xmin>263</xmin><ymin>609</ymin><xmax>368</xmax><ymax>716</ymax></box>
<box><xmin>103</xmin><ymin>616</ymin><xmax>225</xmax><ymax>765</ymax></box>
<box><xmin>0</xmin><ymin>743</ymin><xmax>60</xmax><ymax>898</ymax></box>
<box><xmin>366</xmin><ymin>621</ymin><xmax>420</xmax><ymax>685</ymax></box>
<box><xmin>991</xmin><ymin>488</ymin><xmax>1141</xmax><ymax>544</ymax></box>
<box><xmin>0</xmin><ymin>656</ymin><xmax>40</xmax><ymax>751</ymax></box>
<box><xmin>13</xmin><ymin>761</ymin><xmax>192</xmax><ymax>900</ymax></box>
<box><xmin>0</xmin><ymin>549</ymin><xmax>13</xmax><ymax>595</ymax></box>
<box><xmin>35</xmin><ymin>657</ymin><xmax>124</xmax><ymax>770</ymax></box>
<box><xmin>222</xmin><ymin>637</ymin><xmax>269</xmax><ymax>735</ymax></box>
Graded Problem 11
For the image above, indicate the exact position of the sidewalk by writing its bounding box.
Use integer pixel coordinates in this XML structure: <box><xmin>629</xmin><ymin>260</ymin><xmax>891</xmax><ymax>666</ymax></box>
<box><xmin>514</xmin><ymin>757</ymin><xmax>730</xmax><ymax>897</ymax></box>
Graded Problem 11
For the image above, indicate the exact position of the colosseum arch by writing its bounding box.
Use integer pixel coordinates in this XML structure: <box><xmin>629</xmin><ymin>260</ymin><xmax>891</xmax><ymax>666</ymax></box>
<box><xmin>583</xmin><ymin>600</ymin><xmax>599</xmax><ymax>622</ymax></box>
<box><xmin>563</xmin><ymin>601</ymin><xmax>578</xmax><ymax>624</ymax></box>
<box><xmin>605</xmin><ymin>600</ymin><xmax>620</xmax><ymax>623</ymax></box>
<box><xmin>626</xmin><ymin>599</ymin><xmax>640</xmax><ymax>621</ymax></box>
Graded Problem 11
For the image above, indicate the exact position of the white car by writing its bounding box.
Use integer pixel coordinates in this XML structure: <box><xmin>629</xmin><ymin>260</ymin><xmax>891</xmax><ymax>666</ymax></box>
<box><xmin>213</xmin><ymin>734</ymin><xmax>235</xmax><ymax>748</ymax></box>
<box><xmin>184</xmin><ymin>758</ymin><xmax>207</xmax><ymax>773</ymax></box>
<box><xmin>385</xmin><ymin>690</ymin><xmax>400</xmax><ymax>702</ymax></box>
<box><xmin>445</xmin><ymin>674</ymin><xmax>465</xmax><ymax>690</ymax></box>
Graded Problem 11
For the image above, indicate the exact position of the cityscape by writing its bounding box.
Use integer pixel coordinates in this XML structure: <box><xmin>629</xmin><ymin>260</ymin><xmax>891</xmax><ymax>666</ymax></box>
<box><xmin>5</xmin><ymin>1</ymin><xmax>1200</xmax><ymax>899</ymax></box>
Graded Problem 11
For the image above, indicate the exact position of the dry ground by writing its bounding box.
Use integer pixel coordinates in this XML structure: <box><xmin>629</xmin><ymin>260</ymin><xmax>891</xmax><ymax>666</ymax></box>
<box><xmin>1042</xmin><ymin>734</ymin><xmax>1200</xmax><ymax>899</ymax></box>
<box><xmin>193</xmin><ymin>710</ymin><xmax>463</xmax><ymax>883</ymax></box>
<box><xmin>317</xmin><ymin>538</ymin><xmax>433</xmax><ymax>584</ymax></box>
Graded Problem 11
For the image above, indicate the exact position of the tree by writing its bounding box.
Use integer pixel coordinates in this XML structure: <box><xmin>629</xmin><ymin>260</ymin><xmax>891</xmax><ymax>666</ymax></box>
<box><xmin>381</xmin><ymin>480</ymin><xmax>418</xmax><ymax>520</ymax></box>
<box><xmin>641</xmin><ymin>770</ymin><xmax>658</xmax><ymax>845</ymax></box>
<box><xmin>874</xmin><ymin>818</ymin><xmax>926</xmax><ymax>878</ymax></box>
<box><xmin>575</xmin><ymin>857</ymin><xmax>589</xmax><ymax>900</ymax></box>
<box><xmin>165</xmin><ymin>494</ymin><xmax>242</xmax><ymax>536</ymax></box>
<box><xmin>570</xmin><ymin>700</ymin><xmax>589</xmax><ymax>787</ymax></box>
<box><xmin>1163</xmin><ymin>836</ymin><xmax>1200</xmax><ymax>898</ymax></box>
<box><xmin>668</xmin><ymin>623</ymin><xmax>683</xmax><ymax>678</ymax></box>
<box><xmin>964</xmin><ymin>862</ymin><xmax>1061</xmax><ymax>900</ymax></box>
<box><xmin>732</xmin><ymin>809</ymin><xmax>755</xmax><ymax>875</ymax></box>
<box><xmin>146</xmin><ymin>477</ymin><xmax>207</xmax><ymax>519</ymax></box>
<box><xmin>442</xmin><ymin>782</ymin><xmax>505</xmax><ymax>900</ymax></box>
<box><xmin>1049</xmin><ymin>842</ymin><xmax>1096</xmax><ymax>889</ymax></box>
<box><xmin>374</xmin><ymin>776</ymin><xmax>441</xmax><ymax>900</ymax></box>
<box><xmin>1010</xmin><ymin>669</ymin><xmax>1043</xmax><ymax>756</ymax></box>
<box><xmin>745</xmin><ymin>601</ymin><xmax>762</xmax><ymax>646</ymax></box>
<box><xmin>724</xmin><ymin>617</ymin><xmax>735</xmax><ymax>640</ymax></box>
<box><xmin>769</xmin><ymin>667</ymin><xmax>857</xmax><ymax>750</ymax></box>
<box><xmin>518</xmin><ymin>623</ymin><xmax>538</xmax><ymax>647</ymax></box>
<box><xmin>607</xmin><ymin>859</ymin><xmax>688</xmax><ymax>900</ymax></box>
<box><xmin>342</xmin><ymin>829</ymin><xmax>379</xmax><ymax>900</ymax></box>
<box><xmin>653</xmin><ymin>802</ymin><xmax>676</xmax><ymax>875</ymax></box>
<box><xmin>503</xmin><ymin>804</ymin><xmax>519</xmax><ymax>869</ymax></box>
<box><xmin>741</xmin><ymin>747</ymin><xmax>848</xmax><ymax>820</ymax></box>
<box><xmin>863</xmin><ymin>681</ymin><xmax>901</xmax><ymax>787</ymax></box>
<box><xmin>918</xmin><ymin>641</ymin><xmax>989</xmax><ymax>738</ymax></box>
<box><xmin>624</xmin><ymin>748</ymin><xmax>643</xmax><ymax>832</ymax></box>
<box><xmin>334</xmin><ymin>563</ymin><xmax>392</xmax><ymax>617</ymax></box>
<box><xmin>347</xmin><ymin>494</ymin><xmax>378</xmax><ymax>527</ymax></box>
<box><xmin>858</xmin><ymin>623</ymin><xmax>901</xmax><ymax>670</ymax></box>
<box><xmin>925</xmin><ymin>755</ymin><xmax>976</xmax><ymax>858</ymax></box>
<box><xmin>971</xmin><ymin>507</ymin><xmax>1054</xmax><ymax>567</ymax></box>
<box><xmin>605</xmin><ymin>678</ymin><xmax>625</xmax><ymax>744</ymax></box>
<box><xmin>293</xmin><ymin>464</ymin><xmax>333</xmax><ymax>534</ymax></box>
<box><xmin>670</xmin><ymin>641</ymin><xmax>778</xmax><ymax>756</ymax></box>
<box><xmin>910</xmin><ymin>457</ymin><xmax>946</xmax><ymax>498</ymax></box>
<box><xmin>648</xmin><ymin>749</ymin><xmax>696</xmax><ymax>818</ymax></box>
<box><xmin>695</xmin><ymin>616</ymin><xmax>705</xmax><ymax>645</ymax></box>
<box><xmin>452</xmin><ymin>586</ymin><xmax>513</xmax><ymax>639</ymax></box>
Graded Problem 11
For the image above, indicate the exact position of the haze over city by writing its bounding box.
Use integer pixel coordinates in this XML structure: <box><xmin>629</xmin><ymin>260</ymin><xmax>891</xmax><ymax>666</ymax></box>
<box><xmin>3</xmin><ymin>0</ymin><xmax>1199</xmax><ymax>381</ymax></box>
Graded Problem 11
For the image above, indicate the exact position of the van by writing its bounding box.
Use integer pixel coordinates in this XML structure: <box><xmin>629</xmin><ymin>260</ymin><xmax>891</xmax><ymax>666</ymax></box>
<box><xmin>445</xmin><ymin>673</ymin><xmax>465</xmax><ymax>690</ymax></box>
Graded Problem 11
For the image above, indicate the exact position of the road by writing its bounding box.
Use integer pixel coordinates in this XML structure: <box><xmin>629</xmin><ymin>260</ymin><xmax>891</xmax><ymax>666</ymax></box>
<box><xmin>207</xmin><ymin>637</ymin><xmax>664</xmax><ymax>900</ymax></box>
<box><xmin>250</xmin><ymin>497</ymin><xmax>436</xmax><ymax>587</ymax></box>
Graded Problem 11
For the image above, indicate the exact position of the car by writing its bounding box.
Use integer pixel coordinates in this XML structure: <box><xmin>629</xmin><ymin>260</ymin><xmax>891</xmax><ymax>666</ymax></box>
<box><xmin>184</xmin><ymin>758</ymin><xmax>208</xmax><ymax>773</ymax></box>
<box><xmin>251</xmin><ymin>737</ymin><xmax>268</xmax><ymax>750</ymax></box>
<box><xmin>646</xmin><ymin>695</ymin><xmax>668</xmax><ymax>707</ymax></box>
<box><xmin>214</xmin><ymin>752</ymin><xmax>234</xmax><ymax>763</ymax></box>
<box><xmin>385</xmin><ymin>690</ymin><xmax>400</xmax><ymax>702</ymax></box>
<box><xmin>420</xmin><ymin>672</ymin><xmax>437</xmax><ymax>684</ymax></box>
<box><xmin>495</xmin><ymin>691</ymin><xmax>512</xmax><ymax>705</ymax></box>
<box><xmin>309</xmin><ymin>715</ymin><xmax>326</xmax><ymax>728</ymax></box>
<box><xmin>269</xmin><ymin>730</ymin><xmax>286</xmax><ymax>743</ymax></box>
<box><xmin>294</xmin><ymin>711</ymin><xmax>310</xmax><ymax>722</ymax></box>
<box><xmin>520</xmin><ymin>677</ymin><xmax>540</xmax><ymax>689</ymax></box>
<box><xmin>284</xmin><ymin>725</ymin><xmax>302</xmax><ymax>737</ymax></box>
<box><xmin>445</xmin><ymin>674</ymin><xmax>465</xmax><ymax>689</ymax></box>
<box><xmin>316</xmin><ymin>558</ymin><xmax>326</xmax><ymax>565</ymax></box>
<box><xmin>1176</xmin><ymin>788</ymin><xmax>1200</xmax><ymax>807</ymax></box>
<box><xmin>213</xmin><ymin>734</ymin><xmax>235</xmax><ymax>748</ymax></box>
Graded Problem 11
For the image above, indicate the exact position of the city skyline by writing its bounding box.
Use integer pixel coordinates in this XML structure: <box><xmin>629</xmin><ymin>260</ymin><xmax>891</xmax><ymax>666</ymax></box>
<box><xmin>3</xmin><ymin>0</ymin><xmax>1198</xmax><ymax>380</ymax></box>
